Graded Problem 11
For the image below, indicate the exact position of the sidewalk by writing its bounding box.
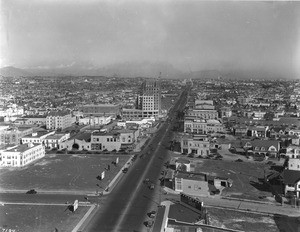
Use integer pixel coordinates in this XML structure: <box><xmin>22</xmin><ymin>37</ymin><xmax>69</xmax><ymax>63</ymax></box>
<box><xmin>195</xmin><ymin>195</ymin><xmax>300</xmax><ymax>217</ymax></box>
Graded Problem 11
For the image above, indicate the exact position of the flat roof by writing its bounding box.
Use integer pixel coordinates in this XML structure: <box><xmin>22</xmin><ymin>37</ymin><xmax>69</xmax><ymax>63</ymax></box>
<box><xmin>175</xmin><ymin>172</ymin><xmax>207</xmax><ymax>181</ymax></box>
<box><xmin>5</xmin><ymin>143</ymin><xmax>41</xmax><ymax>153</ymax></box>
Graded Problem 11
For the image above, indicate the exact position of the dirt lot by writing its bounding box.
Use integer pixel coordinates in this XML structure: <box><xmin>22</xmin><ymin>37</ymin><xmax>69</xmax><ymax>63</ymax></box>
<box><xmin>0</xmin><ymin>154</ymin><xmax>130</xmax><ymax>192</ymax></box>
<box><xmin>0</xmin><ymin>204</ymin><xmax>89</xmax><ymax>232</ymax></box>
<box><xmin>208</xmin><ymin>207</ymin><xmax>279</xmax><ymax>232</ymax></box>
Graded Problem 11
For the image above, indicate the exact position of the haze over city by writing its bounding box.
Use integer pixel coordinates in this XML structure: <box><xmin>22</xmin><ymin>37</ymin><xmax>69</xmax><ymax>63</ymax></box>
<box><xmin>1</xmin><ymin>0</ymin><xmax>300</xmax><ymax>79</ymax></box>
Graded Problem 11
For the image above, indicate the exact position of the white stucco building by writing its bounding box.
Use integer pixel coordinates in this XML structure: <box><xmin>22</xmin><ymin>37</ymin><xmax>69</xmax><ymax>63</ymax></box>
<box><xmin>0</xmin><ymin>143</ymin><xmax>45</xmax><ymax>167</ymax></box>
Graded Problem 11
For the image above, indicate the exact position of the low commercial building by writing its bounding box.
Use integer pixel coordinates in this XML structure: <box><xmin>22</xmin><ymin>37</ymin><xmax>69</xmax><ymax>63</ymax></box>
<box><xmin>79</xmin><ymin>104</ymin><xmax>120</xmax><ymax>118</ymax></box>
<box><xmin>91</xmin><ymin>129</ymin><xmax>139</xmax><ymax>151</ymax></box>
<box><xmin>0</xmin><ymin>143</ymin><xmax>45</xmax><ymax>167</ymax></box>
<box><xmin>23</xmin><ymin>116</ymin><xmax>47</xmax><ymax>125</ymax></box>
<box><xmin>0</xmin><ymin>125</ymin><xmax>35</xmax><ymax>145</ymax></box>
<box><xmin>174</xmin><ymin>172</ymin><xmax>210</xmax><ymax>197</ymax></box>
<box><xmin>184</xmin><ymin>118</ymin><xmax>223</xmax><ymax>134</ymax></box>
<box><xmin>59</xmin><ymin>128</ymin><xmax>139</xmax><ymax>152</ymax></box>
<box><xmin>44</xmin><ymin>133</ymin><xmax>70</xmax><ymax>149</ymax></box>
<box><xmin>78</xmin><ymin>116</ymin><xmax>112</xmax><ymax>125</ymax></box>
<box><xmin>186</xmin><ymin>108</ymin><xmax>218</xmax><ymax>120</ymax></box>
<box><xmin>181</xmin><ymin>134</ymin><xmax>210</xmax><ymax>157</ymax></box>
<box><xmin>21</xmin><ymin>131</ymin><xmax>55</xmax><ymax>145</ymax></box>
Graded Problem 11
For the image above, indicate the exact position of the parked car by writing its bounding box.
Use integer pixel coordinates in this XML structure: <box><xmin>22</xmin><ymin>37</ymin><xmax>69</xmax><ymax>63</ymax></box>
<box><xmin>26</xmin><ymin>189</ymin><xmax>37</xmax><ymax>194</ymax></box>
<box><xmin>143</xmin><ymin>178</ymin><xmax>150</xmax><ymax>184</ymax></box>
<box><xmin>122</xmin><ymin>168</ymin><xmax>128</xmax><ymax>173</ymax></box>
<box><xmin>149</xmin><ymin>210</ymin><xmax>156</xmax><ymax>218</ymax></box>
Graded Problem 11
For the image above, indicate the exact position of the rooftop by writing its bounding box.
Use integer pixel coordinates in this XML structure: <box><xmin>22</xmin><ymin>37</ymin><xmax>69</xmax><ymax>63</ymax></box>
<box><xmin>48</xmin><ymin>110</ymin><xmax>70</xmax><ymax>117</ymax></box>
<box><xmin>283</xmin><ymin>170</ymin><xmax>300</xmax><ymax>185</ymax></box>
<box><xmin>175</xmin><ymin>172</ymin><xmax>207</xmax><ymax>181</ymax></box>
<box><xmin>5</xmin><ymin>143</ymin><xmax>41</xmax><ymax>153</ymax></box>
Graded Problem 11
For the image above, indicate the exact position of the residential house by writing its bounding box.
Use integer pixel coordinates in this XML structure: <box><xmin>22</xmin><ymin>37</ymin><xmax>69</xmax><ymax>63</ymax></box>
<box><xmin>219</xmin><ymin>107</ymin><xmax>232</xmax><ymax>118</ymax></box>
<box><xmin>269</xmin><ymin>127</ymin><xmax>287</xmax><ymax>139</ymax></box>
<box><xmin>247</xmin><ymin>126</ymin><xmax>269</xmax><ymax>138</ymax></box>
<box><xmin>242</xmin><ymin>139</ymin><xmax>280</xmax><ymax>157</ymax></box>
<box><xmin>285</xmin><ymin>146</ymin><xmax>300</xmax><ymax>159</ymax></box>
<box><xmin>233</xmin><ymin>125</ymin><xmax>248</xmax><ymax>137</ymax></box>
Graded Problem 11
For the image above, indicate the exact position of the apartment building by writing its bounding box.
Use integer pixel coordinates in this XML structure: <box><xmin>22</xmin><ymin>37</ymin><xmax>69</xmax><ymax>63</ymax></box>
<box><xmin>0</xmin><ymin>143</ymin><xmax>45</xmax><ymax>167</ymax></box>
<box><xmin>46</xmin><ymin>111</ymin><xmax>72</xmax><ymax>130</ymax></box>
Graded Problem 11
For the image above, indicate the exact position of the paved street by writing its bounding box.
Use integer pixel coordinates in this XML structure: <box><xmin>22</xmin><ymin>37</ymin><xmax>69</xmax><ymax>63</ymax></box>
<box><xmin>84</xmin><ymin>89</ymin><xmax>188</xmax><ymax>231</ymax></box>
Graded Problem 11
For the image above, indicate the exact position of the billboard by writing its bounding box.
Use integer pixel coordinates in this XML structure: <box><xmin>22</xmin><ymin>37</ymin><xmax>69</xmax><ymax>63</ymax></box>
<box><xmin>73</xmin><ymin>199</ymin><xmax>78</xmax><ymax>212</ymax></box>
<box><xmin>101</xmin><ymin>171</ymin><xmax>105</xmax><ymax>180</ymax></box>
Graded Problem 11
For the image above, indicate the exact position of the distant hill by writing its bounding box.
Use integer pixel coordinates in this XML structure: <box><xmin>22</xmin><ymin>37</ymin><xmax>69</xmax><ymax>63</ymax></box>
<box><xmin>0</xmin><ymin>66</ymin><xmax>32</xmax><ymax>77</ymax></box>
<box><xmin>0</xmin><ymin>62</ymin><xmax>184</xmax><ymax>79</ymax></box>
<box><xmin>0</xmin><ymin>64</ymin><xmax>293</xmax><ymax>80</ymax></box>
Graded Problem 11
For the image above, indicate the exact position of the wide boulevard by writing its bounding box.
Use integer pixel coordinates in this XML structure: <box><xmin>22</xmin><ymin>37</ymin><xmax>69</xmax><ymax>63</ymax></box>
<box><xmin>84</xmin><ymin>88</ymin><xmax>188</xmax><ymax>231</ymax></box>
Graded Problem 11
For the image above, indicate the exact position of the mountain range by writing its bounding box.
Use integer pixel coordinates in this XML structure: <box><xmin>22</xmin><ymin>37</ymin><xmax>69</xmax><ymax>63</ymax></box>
<box><xmin>0</xmin><ymin>62</ymin><xmax>292</xmax><ymax>80</ymax></box>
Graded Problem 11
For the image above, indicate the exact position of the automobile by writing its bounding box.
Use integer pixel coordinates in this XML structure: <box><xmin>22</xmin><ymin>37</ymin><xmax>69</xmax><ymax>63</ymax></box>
<box><xmin>143</xmin><ymin>178</ymin><xmax>150</xmax><ymax>184</ymax></box>
<box><xmin>149</xmin><ymin>184</ymin><xmax>155</xmax><ymax>190</ymax></box>
<box><xmin>122</xmin><ymin>168</ymin><xmax>128</xmax><ymax>173</ymax></box>
<box><xmin>26</xmin><ymin>189</ymin><xmax>37</xmax><ymax>194</ymax></box>
<box><xmin>148</xmin><ymin>210</ymin><xmax>156</xmax><ymax>218</ymax></box>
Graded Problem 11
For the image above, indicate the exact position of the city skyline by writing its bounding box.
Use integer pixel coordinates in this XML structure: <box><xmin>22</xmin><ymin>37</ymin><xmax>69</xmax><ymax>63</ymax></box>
<box><xmin>0</xmin><ymin>0</ymin><xmax>300</xmax><ymax>79</ymax></box>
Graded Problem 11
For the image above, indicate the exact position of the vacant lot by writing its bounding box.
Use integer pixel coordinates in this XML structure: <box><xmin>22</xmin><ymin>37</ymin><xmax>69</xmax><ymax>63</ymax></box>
<box><xmin>0</xmin><ymin>154</ymin><xmax>130</xmax><ymax>192</ymax></box>
<box><xmin>193</xmin><ymin>158</ymin><xmax>274</xmax><ymax>201</ymax></box>
<box><xmin>0</xmin><ymin>204</ymin><xmax>89</xmax><ymax>232</ymax></box>
<box><xmin>208</xmin><ymin>207</ymin><xmax>279</xmax><ymax>232</ymax></box>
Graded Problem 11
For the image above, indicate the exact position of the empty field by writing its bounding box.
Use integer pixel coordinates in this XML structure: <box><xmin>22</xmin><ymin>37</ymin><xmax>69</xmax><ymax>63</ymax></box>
<box><xmin>194</xmin><ymin>159</ymin><xmax>274</xmax><ymax>201</ymax></box>
<box><xmin>0</xmin><ymin>154</ymin><xmax>130</xmax><ymax>192</ymax></box>
<box><xmin>0</xmin><ymin>204</ymin><xmax>89</xmax><ymax>232</ymax></box>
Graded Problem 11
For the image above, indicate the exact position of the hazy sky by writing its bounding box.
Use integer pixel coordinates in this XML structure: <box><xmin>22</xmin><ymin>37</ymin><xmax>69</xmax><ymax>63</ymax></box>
<box><xmin>1</xmin><ymin>0</ymin><xmax>300</xmax><ymax>77</ymax></box>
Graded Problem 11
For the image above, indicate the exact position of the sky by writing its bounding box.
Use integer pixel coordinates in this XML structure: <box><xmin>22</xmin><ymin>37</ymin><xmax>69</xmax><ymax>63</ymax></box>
<box><xmin>0</xmin><ymin>0</ymin><xmax>300</xmax><ymax>78</ymax></box>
